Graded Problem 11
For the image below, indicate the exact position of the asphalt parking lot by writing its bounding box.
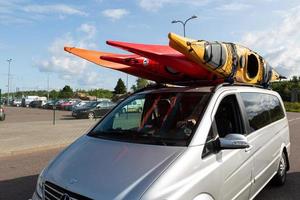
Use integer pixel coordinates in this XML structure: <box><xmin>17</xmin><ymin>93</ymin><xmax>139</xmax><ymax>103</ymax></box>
<box><xmin>0</xmin><ymin>107</ymin><xmax>96</xmax><ymax>157</ymax></box>
<box><xmin>0</xmin><ymin>107</ymin><xmax>299</xmax><ymax>200</ymax></box>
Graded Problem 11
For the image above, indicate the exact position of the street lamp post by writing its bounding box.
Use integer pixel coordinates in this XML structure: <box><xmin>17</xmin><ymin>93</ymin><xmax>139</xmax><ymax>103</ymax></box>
<box><xmin>172</xmin><ymin>15</ymin><xmax>197</xmax><ymax>37</ymax></box>
<box><xmin>6</xmin><ymin>59</ymin><xmax>12</xmax><ymax>105</ymax></box>
<box><xmin>47</xmin><ymin>73</ymin><xmax>50</xmax><ymax>100</ymax></box>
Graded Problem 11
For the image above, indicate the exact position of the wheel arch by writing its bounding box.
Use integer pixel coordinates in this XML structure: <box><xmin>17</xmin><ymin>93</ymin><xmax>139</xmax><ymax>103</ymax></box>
<box><xmin>282</xmin><ymin>147</ymin><xmax>290</xmax><ymax>171</ymax></box>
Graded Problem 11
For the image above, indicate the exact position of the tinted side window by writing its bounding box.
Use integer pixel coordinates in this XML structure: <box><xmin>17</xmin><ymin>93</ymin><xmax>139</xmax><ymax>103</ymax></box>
<box><xmin>240</xmin><ymin>93</ymin><xmax>284</xmax><ymax>132</ymax></box>
<box><xmin>214</xmin><ymin>94</ymin><xmax>245</xmax><ymax>137</ymax></box>
<box><xmin>269</xmin><ymin>95</ymin><xmax>285</xmax><ymax>122</ymax></box>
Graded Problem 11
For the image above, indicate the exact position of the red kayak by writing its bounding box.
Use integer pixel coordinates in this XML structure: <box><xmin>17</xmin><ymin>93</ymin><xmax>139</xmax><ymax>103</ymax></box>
<box><xmin>106</xmin><ymin>40</ymin><xmax>220</xmax><ymax>81</ymax></box>
<box><xmin>64</xmin><ymin>47</ymin><xmax>174</xmax><ymax>82</ymax></box>
<box><xmin>100</xmin><ymin>55</ymin><xmax>191</xmax><ymax>81</ymax></box>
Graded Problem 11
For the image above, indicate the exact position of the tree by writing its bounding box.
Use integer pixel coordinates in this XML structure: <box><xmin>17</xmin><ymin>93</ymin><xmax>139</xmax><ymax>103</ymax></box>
<box><xmin>49</xmin><ymin>90</ymin><xmax>59</xmax><ymax>99</ymax></box>
<box><xmin>131</xmin><ymin>85</ymin><xmax>137</xmax><ymax>92</ymax></box>
<box><xmin>131</xmin><ymin>78</ymin><xmax>149</xmax><ymax>92</ymax></box>
<box><xmin>136</xmin><ymin>78</ymin><xmax>149</xmax><ymax>90</ymax></box>
<box><xmin>59</xmin><ymin>85</ymin><xmax>73</xmax><ymax>98</ymax></box>
<box><xmin>88</xmin><ymin>89</ymin><xmax>113</xmax><ymax>99</ymax></box>
<box><xmin>114</xmin><ymin>78</ymin><xmax>127</xmax><ymax>94</ymax></box>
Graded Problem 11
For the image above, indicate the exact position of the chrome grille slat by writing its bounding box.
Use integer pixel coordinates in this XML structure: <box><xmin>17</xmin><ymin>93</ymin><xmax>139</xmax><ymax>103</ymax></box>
<box><xmin>45</xmin><ymin>196</ymin><xmax>51</xmax><ymax>200</ymax></box>
<box><xmin>45</xmin><ymin>184</ymin><xmax>63</xmax><ymax>196</ymax></box>
<box><xmin>43</xmin><ymin>181</ymin><xmax>91</xmax><ymax>200</ymax></box>
<box><xmin>44</xmin><ymin>189</ymin><xmax>60</xmax><ymax>200</ymax></box>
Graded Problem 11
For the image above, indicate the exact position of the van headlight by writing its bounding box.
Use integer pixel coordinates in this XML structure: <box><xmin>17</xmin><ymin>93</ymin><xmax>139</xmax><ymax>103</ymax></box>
<box><xmin>35</xmin><ymin>170</ymin><xmax>45</xmax><ymax>199</ymax></box>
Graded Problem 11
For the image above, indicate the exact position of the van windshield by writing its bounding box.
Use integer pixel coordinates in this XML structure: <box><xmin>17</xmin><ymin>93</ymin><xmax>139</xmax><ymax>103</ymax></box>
<box><xmin>89</xmin><ymin>92</ymin><xmax>210</xmax><ymax>146</ymax></box>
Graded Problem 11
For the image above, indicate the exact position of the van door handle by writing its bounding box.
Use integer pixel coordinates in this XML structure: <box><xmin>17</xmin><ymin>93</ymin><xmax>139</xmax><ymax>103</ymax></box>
<box><xmin>245</xmin><ymin>145</ymin><xmax>253</xmax><ymax>152</ymax></box>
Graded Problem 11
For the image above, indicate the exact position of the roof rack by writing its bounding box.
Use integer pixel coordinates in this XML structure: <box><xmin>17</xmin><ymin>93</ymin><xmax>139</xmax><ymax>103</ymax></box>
<box><xmin>212</xmin><ymin>82</ymin><xmax>270</xmax><ymax>92</ymax></box>
<box><xmin>133</xmin><ymin>80</ymin><xmax>222</xmax><ymax>93</ymax></box>
<box><xmin>131</xmin><ymin>81</ymin><xmax>271</xmax><ymax>94</ymax></box>
<box><xmin>132</xmin><ymin>83</ymin><xmax>169</xmax><ymax>94</ymax></box>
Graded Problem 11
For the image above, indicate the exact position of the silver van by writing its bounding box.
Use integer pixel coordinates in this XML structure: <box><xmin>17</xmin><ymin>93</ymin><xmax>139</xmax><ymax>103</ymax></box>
<box><xmin>32</xmin><ymin>84</ymin><xmax>290</xmax><ymax>200</ymax></box>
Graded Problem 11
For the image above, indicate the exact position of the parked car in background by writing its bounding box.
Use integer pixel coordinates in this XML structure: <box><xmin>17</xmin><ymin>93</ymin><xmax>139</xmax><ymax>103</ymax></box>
<box><xmin>121</xmin><ymin>99</ymin><xmax>144</xmax><ymax>113</ymax></box>
<box><xmin>29</xmin><ymin>100</ymin><xmax>46</xmax><ymax>108</ymax></box>
<box><xmin>43</xmin><ymin>100</ymin><xmax>56</xmax><ymax>109</ymax></box>
<box><xmin>72</xmin><ymin>101</ymin><xmax>115</xmax><ymax>119</ymax></box>
<box><xmin>72</xmin><ymin>100</ymin><xmax>89</xmax><ymax>111</ymax></box>
<box><xmin>22</xmin><ymin>96</ymin><xmax>47</xmax><ymax>107</ymax></box>
<box><xmin>0</xmin><ymin>105</ymin><xmax>5</xmax><ymax>121</ymax></box>
<box><xmin>54</xmin><ymin>100</ymin><xmax>67</xmax><ymax>110</ymax></box>
<box><xmin>12</xmin><ymin>99</ymin><xmax>22</xmax><ymax>107</ymax></box>
<box><xmin>60</xmin><ymin>100</ymin><xmax>78</xmax><ymax>111</ymax></box>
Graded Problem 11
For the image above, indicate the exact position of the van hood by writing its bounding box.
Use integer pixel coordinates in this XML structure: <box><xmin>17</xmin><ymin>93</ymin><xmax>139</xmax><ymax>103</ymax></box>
<box><xmin>45</xmin><ymin>135</ymin><xmax>185</xmax><ymax>200</ymax></box>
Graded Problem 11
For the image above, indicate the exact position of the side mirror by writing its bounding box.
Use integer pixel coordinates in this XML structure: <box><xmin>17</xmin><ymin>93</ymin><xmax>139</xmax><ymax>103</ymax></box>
<box><xmin>96</xmin><ymin>105</ymin><xmax>101</xmax><ymax>109</ymax></box>
<box><xmin>219</xmin><ymin>134</ymin><xmax>249</xmax><ymax>149</ymax></box>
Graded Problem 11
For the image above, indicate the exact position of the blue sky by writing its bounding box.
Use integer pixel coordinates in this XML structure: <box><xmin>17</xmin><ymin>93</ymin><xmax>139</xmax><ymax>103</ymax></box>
<box><xmin>0</xmin><ymin>0</ymin><xmax>300</xmax><ymax>92</ymax></box>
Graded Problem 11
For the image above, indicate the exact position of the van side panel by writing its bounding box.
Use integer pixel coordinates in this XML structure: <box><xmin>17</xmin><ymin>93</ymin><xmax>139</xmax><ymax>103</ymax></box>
<box><xmin>239</xmin><ymin>91</ymin><xmax>289</xmax><ymax>198</ymax></box>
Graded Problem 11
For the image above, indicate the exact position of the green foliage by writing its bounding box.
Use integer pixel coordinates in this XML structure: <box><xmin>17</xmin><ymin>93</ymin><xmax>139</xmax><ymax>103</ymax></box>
<box><xmin>131</xmin><ymin>78</ymin><xmax>149</xmax><ymax>92</ymax></box>
<box><xmin>87</xmin><ymin>89</ymin><xmax>113</xmax><ymax>99</ymax></box>
<box><xmin>3</xmin><ymin>85</ymin><xmax>113</xmax><ymax>100</ymax></box>
<box><xmin>284</xmin><ymin>102</ymin><xmax>300</xmax><ymax>112</ymax></box>
<box><xmin>271</xmin><ymin>76</ymin><xmax>300</xmax><ymax>101</ymax></box>
<box><xmin>131</xmin><ymin>85</ymin><xmax>137</xmax><ymax>92</ymax></box>
<box><xmin>114</xmin><ymin>78</ymin><xmax>127</xmax><ymax>94</ymax></box>
<box><xmin>49</xmin><ymin>90</ymin><xmax>59</xmax><ymax>99</ymax></box>
<box><xmin>136</xmin><ymin>78</ymin><xmax>149</xmax><ymax>90</ymax></box>
<box><xmin>58</xmin><ymin>85</ymin><xmax>74</xmax><ymax>98</ymax></box>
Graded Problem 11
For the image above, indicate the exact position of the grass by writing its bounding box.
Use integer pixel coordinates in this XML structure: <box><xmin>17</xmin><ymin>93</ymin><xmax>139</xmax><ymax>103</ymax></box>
<box><xmin>284</xmin><ymin>102</ymin><xmax>300</xmax><ymax>112</ymax></box>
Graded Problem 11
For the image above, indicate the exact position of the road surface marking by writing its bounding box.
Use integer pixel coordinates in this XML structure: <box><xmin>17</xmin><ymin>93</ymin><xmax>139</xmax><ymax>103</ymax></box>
<box><xmin>288</xmin><ymin>117</ymin><xmax>300</xmax><ymax>122</ymax></box>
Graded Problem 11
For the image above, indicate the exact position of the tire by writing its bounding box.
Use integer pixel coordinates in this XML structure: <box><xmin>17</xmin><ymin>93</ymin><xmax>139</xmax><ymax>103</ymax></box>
<box><xmin>271</xmin><ymin>152</ymin><xmax>287</xmax><ymax>186</ymax></box>
<box><xmin>88</xmin><ymin>112</ymin><xmax>95</xmax><ymax>120</ymax></box>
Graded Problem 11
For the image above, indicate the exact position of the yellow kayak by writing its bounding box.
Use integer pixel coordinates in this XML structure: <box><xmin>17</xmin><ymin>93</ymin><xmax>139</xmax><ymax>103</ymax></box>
<box><xmin>168</xmin><ymin>32</ymin><xmax>283</xmax><ymax>85</ymax></box>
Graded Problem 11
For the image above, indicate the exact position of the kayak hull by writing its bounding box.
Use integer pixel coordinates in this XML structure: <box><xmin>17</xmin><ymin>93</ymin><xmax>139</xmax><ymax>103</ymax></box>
<box><xmin>168</xmin><ymin>32</ymin><xmax>282</xmax><ymax>85</ymax></box>
<box><xmin>64</xmin><ymin>47</ymin><xmax>173</xmax><ymax>82</ymax></box>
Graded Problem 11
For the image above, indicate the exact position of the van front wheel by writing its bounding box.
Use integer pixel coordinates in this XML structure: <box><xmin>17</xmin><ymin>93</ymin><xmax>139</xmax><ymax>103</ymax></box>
<box><xmin>272</xmin><ymin>152</ymin><xmax>287</xmax><ymax>186</ymax></box>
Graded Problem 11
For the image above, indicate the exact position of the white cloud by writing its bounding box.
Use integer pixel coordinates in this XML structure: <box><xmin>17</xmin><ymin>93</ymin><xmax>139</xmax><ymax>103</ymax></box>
<box><xmin>78</xmin><ymin>23</ymin><xmax>96</xmax><ymax>39</ymax></box>
<box><xmin>0</xmin><ymin>1</ymin><xmax>87</xmax><ymax>25</ymax></box>
<box><xmin>138</xmin><ymin>0</ymin><xmax>171</xmax><ymax>11</ymax></box>
<box><xmin>23</xmin><ymin>4</ymin><xmax>87</xmax><ymax>16</ymax></box>
<box><xmin>34</xmin><ymin>24</ymin><xmax>99</xmax><ymax>85</ymax></box>
<box><xmin>102</xmin><ymin>8</ymin><xmax>129</xmax><ymax>21</ymax></box>
<box><xmin>137</xmin><ymin>0</ymin><xmax>208</xmax><ymax>11</ymax></box>
<box><xmin>216</xmin><ymin>3</ymin><xmax>251</xmax><ymax>11</ymax></box>
<box><xmin>241</xmin><ymin>6</ymin><xmax>300</xmax><ymax>78</ymax></box>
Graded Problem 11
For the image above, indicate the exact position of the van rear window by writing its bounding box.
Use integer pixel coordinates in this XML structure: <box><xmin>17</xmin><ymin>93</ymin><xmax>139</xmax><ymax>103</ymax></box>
<box><xmin>240</xmin><ymin>92</ymin><xmax>284</xmax><ymax>132</ymax></box>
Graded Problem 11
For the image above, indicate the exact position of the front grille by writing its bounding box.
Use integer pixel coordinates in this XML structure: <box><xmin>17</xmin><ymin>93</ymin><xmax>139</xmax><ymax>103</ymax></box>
<box><xmin>44</xmin><ymin>181</ymin><xmax>92</xmax><ymax>200</ymax></box>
